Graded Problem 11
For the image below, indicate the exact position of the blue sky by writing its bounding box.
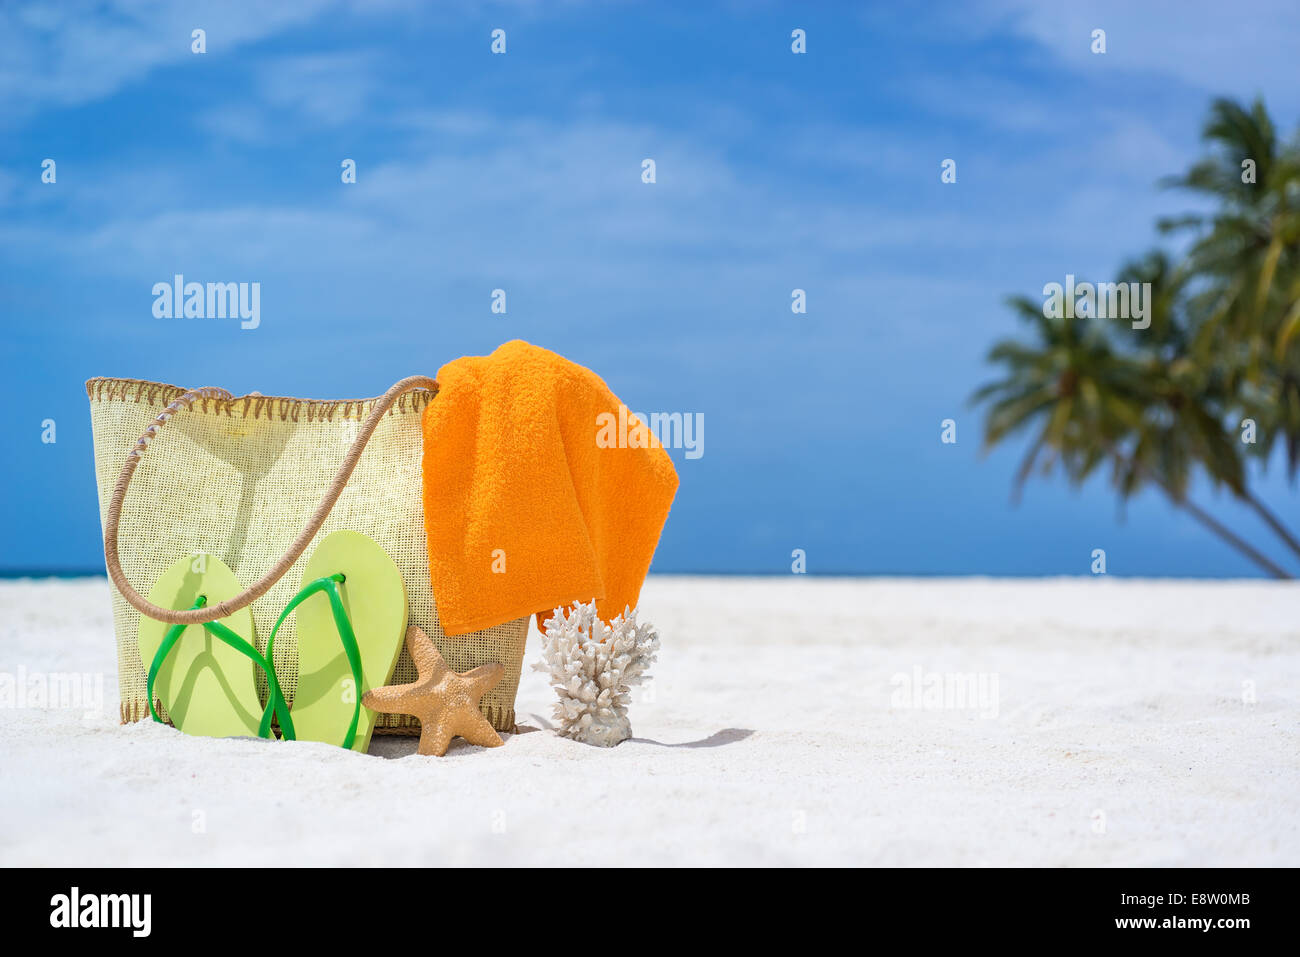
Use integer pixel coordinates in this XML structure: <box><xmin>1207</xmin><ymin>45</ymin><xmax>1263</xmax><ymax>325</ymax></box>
<box><xmin>3</xmin><ymin>0</ymin><xmax>1299</xmax><ymax>576</ymax></box>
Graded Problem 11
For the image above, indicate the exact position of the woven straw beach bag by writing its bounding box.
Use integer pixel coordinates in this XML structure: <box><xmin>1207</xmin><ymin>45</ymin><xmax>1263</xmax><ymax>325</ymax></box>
<box><xmin>87</xmin><ymin>375</ymin><xmax>528</xmax><ymax>736</ymax></box>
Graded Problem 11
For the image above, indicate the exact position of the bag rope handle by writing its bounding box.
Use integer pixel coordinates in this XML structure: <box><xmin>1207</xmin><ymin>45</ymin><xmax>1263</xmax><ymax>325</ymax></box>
<box><xmin>103</xmin><ymin>375</ymin><xmax>439</xmax><ymax>625</ymax></box>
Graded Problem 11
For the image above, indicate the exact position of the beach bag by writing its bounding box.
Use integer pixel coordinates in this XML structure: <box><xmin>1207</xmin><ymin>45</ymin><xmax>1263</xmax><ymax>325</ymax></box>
<box><xmin>87</xmin><ymin>376</ymin><xmax>529</xmax><ymax>735</ymax></box>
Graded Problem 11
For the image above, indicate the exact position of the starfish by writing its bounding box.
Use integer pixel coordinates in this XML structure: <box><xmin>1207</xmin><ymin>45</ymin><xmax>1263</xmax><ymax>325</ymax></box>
<box><xmin>362</xmin><ymin>625</ymin><xmax>505</xmax><ymax>756</ymax></box>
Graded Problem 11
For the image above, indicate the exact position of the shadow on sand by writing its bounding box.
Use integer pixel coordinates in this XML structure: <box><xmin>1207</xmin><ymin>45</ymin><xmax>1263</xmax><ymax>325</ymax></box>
<box><xmin>368</xmin><ymin>724</ymin><xmax>755</xmax><ymax>757</ymax></box>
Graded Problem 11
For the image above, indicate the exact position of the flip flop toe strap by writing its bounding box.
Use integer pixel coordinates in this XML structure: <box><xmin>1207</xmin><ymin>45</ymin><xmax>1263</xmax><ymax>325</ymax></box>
<box><xmin>262</xmin><ymin>575</ymin><xmax>364</xmax><ymax>750</ymax></box>
<box><xmin>146</xmin><ymin>596</ymin><xmax>292</xmax><ymax>740</ymax></box>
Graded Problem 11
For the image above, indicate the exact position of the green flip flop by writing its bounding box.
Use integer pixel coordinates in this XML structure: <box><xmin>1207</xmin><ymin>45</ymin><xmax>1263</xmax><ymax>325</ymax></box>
<box><xmin>138</xmin><ymin>554</ymin><xmax>290</xmax><ymax>740</ymax></box>
<box><xmin>263</xmin><ymin>530</ymin><xmax>407</xmax><ymax>753</ymax></box>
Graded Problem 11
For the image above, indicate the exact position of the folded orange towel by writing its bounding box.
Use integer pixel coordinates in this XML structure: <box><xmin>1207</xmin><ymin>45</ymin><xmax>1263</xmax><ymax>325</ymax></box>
<box><xmin>421</xmin><ymin>340</ymin><xmax>680</xmax><ymax>636</ymax></box>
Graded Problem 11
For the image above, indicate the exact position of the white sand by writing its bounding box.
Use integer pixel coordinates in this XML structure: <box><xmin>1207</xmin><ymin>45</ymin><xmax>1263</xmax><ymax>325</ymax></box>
<box><xmin>1</xmin><ymin>576</ymin><xmax>1296</xmax><ymax>867</ymax></box>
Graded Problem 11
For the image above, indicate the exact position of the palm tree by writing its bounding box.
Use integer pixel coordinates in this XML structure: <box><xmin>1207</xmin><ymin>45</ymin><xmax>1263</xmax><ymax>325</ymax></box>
<box><xmin>971</xmin><ymin>296</ymin><xmax>1139</xmax><ymax>497</ymax></box>
<box><xmin>1109</xmin><ymin>254</ymin><xmax>1297</xmax><ymax>572</ymax></box>
<box><xmin>971</xmin><ymin>280</ymin><xmax>1292</xmax><ymax>578</ymax></box>
<box><xmin>1159</xmin><ymin>97</ymin><xmax>1300</xmax><ymax>477</ymax></box>
<box><xmin>973</xmin><ymin>97</ymin><xmax>1300</xmax><ymax>579</ymax></box>
<box><xmin>1159</xmin><ymin>98</ymin><xmax>1300</xmax><ymax>559</ymax></box>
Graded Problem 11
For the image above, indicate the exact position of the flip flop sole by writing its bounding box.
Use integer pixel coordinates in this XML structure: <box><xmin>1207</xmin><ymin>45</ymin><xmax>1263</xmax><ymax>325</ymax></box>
<box><xmin>138</xmin><ymin>554</ymin><xmax>263</xmax><ymax>738</ymax></box>
<box><xmin>291</xmin><ymin>530</ymin><xmax>408</xmax><ymax>752</ymax></box>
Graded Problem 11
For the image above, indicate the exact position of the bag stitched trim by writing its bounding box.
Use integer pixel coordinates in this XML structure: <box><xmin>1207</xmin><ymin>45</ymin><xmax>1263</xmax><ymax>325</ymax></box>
<box><xmin>86</xmin><ymin>377</ymin><xmax>437</xmax><ymax>423</ymax></box>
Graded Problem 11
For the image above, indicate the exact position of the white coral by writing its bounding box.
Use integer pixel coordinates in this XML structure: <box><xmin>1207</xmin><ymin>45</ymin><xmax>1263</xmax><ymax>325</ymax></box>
<box><xmin>532</xmin><ymin>601</ymin><xmax>659</xmax><ymax>747</ymax></box>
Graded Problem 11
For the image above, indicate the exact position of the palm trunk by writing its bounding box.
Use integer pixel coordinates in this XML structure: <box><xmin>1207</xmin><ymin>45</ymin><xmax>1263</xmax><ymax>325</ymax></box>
<box><xmin>1174</xmin><ymin>496</ymin><xmax>1292</xmax><ymax>579</ymax></box>
<box><xmin>1119</xmin><ymin>452</ymin><xmax>1294</xmax><ymax>579</ymax></box>
<box><xmin>1240</xmin><ymin>491</ymin><xmax>1300</xmax><ymax>562</ymax></box>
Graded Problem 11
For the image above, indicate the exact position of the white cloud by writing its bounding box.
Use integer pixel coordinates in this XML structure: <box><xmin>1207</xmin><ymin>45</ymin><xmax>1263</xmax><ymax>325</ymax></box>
<box><xmin>0</xmin><ymin>0</ymin><xmax>597</xmax><ymax>122</ymax></box>
<box><xmin>257</xmin><ymin>51</ymin><xmax>380</xmax><ymax>126</ymax></box>
<box><xmin>194</xmin><ymin>50</ymin><xmax>381</xmax><ymax>142</ymax></box>
<box><xmin>0</xmin><ymin>0</ymin><xmax>339</xmax><ymax>118</ymax></box>
<box><xmin>988</xmin><ymin>0</ymin><xmax>1300</xmax><ymax>115</ymax></box>
<box><xmin>0</xmin><ymin>106</ymin><xmax>1177</xmax><ymax>326</ymax></box>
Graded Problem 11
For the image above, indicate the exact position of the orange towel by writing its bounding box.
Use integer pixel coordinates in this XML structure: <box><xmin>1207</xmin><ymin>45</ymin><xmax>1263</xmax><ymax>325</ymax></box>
<box><xmin>421</xmin><ymin>340</ymin><xmax>680</xmax><ymax>636</ymax></box>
